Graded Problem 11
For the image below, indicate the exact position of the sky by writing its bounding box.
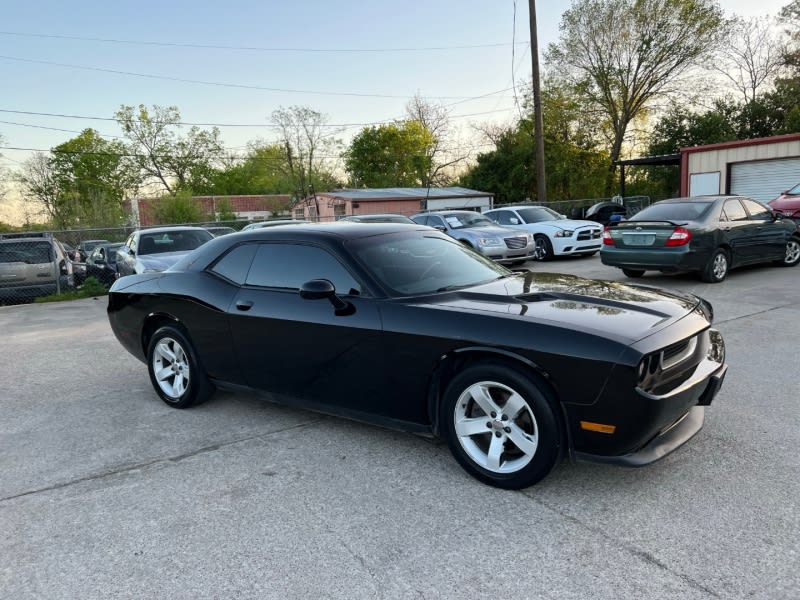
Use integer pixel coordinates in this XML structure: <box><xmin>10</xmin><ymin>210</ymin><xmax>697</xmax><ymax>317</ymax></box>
<box><xmin>0</xmin><ymin>0</ymin><xmax>792</xmax><ymax>221</ymax></box>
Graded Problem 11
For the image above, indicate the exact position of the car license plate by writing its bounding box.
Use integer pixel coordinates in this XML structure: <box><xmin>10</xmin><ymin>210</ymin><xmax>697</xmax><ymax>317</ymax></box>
<box><xmin>623</xmin><ymin>233</ymin><xmax>655</xmax><ymax>246</ymax></box>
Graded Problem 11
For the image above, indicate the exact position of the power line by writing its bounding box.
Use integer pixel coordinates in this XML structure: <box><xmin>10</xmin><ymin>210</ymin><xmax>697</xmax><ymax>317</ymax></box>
<box><xmin>0</xmin><ymin>106</ymin><xmax>517</xmax><ymax>129</ymax></box>
<box><xmin>0</xmin><ymin>55</ymin><xmax>516</xmax><ymax>100</ymax></box>
<box><xmin>0</xmin><ymin>30</ymin><xmax>531</xmax><ymax>53</ymax></box>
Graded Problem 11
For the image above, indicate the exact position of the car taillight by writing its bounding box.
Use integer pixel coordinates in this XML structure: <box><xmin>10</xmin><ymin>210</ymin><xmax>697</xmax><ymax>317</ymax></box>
<box><xmin>602</xmin><ymin>228</ymin><xmax>615</xmax><ymax>245</ymax></box>
<box><xmin>665</xmin><ymin>227</ymin><xmax>692</xmax><ymax>247</ymax></box>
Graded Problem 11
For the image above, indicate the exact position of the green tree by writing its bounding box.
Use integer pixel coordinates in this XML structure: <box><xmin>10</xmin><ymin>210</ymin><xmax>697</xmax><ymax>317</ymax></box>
<box><xmin>17</xmin><ymin>153</ymin><xmax>68</xmax><ymax>228</ymax></box>
<box><xmin>546</xmin><ymin>0</ymin><xmax>724</xmax><ymax>191</ymax></box>
<box><xmin>151</xmin><ymin>190</ymin><xmax>208</xmax><ymax>225</ymax></box>
<box><xmin>115</xmin><ymin>104</ymin><xmax>223</xmax><ymax>195</ymax></box>
<box><xmin>461</xmin><ymin>81</ymin><xmax>608</xmax><ymax>203</ymax></box>
<box><xmin>344</xmin><ymin>121</ymin><xmax>435</xmax><ymax>187</ymax></box>
<box><xmin>51</xmin><ymin>129</ymin><xmax>139</xmax><ymax>226</ymax></box>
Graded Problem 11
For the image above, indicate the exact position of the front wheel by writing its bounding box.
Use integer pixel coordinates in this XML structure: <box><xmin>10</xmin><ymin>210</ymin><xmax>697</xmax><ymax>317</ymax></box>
<box><xmin>775</xmin><ymin>237</ymin><xmax>800</xmax><ymax>267</ymax></box>
<box><xmin>534</xmin><ymin>235</ymin><xmax>554</xmax><ymax>261</ymax></box>
<box><xmin>701</xmin><ymin>248</ymin><xmax>729</xmax><ymax>283</ymax></box>
<box><xmin>147</xmin><ymin>325</ymin><xmax>214</xmax><ymax>408</ymax></box>
<box><xmin>440</xmin><ymin>362</ymin><xmax>562</xmax><ymax>489</ymax></box>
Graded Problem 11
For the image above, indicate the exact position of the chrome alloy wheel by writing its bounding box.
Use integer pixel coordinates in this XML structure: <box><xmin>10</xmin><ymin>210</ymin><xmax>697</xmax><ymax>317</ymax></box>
<box><xmin>712</xmin><ymin>252</ymin><xmax>728</xmax><ymax>280</ymax></box>
<box><xmin>785</xmin><ymin>239</ymin><xmax>800</xmax><ymax>264</ymax></box>
<box><xmin>152</xmin><ymin>336</ymin><xmax>191</xmax><ymax>399</ymax></box>
<box><xmin>453</xmin><ymin>380</ymin><xmax>539</xmax><ymax>474</ymax></box>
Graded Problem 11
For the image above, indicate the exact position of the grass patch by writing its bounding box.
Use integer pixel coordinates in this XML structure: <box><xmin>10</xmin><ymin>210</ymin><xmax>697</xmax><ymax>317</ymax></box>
<box><xmin>35</xmin><ymin>277</ymin><xmax>109</xmax><ymax>303</ymax></box>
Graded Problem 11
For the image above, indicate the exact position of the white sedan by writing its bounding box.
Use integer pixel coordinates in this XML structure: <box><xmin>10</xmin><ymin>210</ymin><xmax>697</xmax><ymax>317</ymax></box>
<box><xmin>483</xmin><ymin>205</ymin><xmax>603</xmax><ymax>261</ymax></box>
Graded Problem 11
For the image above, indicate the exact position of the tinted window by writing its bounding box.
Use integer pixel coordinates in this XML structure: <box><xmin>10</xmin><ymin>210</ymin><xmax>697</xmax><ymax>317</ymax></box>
<box><xmin>722</xmin><ymin>199</ymin><xmax>748</xmax><ymax>222</ymax></box>
<box><xmin>488</xmin><ymin>210</ymin><xmax>514</xmax><ymax>225</ymax></box>
<box><xmin>428</xmin><ymin>215</ymin><xmax>446</xmax><ymax>228</ymax></box>
<box><xmin>633</xmin><ymin>202</ymin><xmax>713</xmax><ymax>222</ymax></box>
<box><xmin>516</xmin><ymin>207</ymin><xmax>562</xmax><ymax>223</ymax></box>
<box><xmin>211</xmin><ymin>244</ymin><xmax>258</xmax><ymax>285</ymax></box>
<box><xmin>245</xmin><ymin>244</ymin><xmax>361</xmax><ymax>295</ymax></box>
<box><xmin>411</xmin><ymin>215</ymin><xmax>428</xmax><ymax>226</ymax></box>
<box><xmin>741</xmin><ymin>198</ymin><xmax>771</xmax><ymax>220</ymax></box>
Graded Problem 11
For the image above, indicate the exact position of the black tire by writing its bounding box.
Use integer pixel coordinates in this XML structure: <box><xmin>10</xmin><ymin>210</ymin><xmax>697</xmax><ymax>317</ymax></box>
<box><xmin>701</xmin><ymin>248</ymin><xmax>729</xmax><ymax>283</ymax></box>
<box><xmin>440</xmin><ymin>361</ymin><xmax>563</xmax><ymax>489</ymax></box>
<box><xmin>775</xmin><ymin>237</ymin><xmax>800</xmax><ymax>267</ymax></box>
<box><xmin>622</xmin><ymin>268</ymin><xmax>645</xmax><ymax>278</ymax></box>
<box><xmin>534</xmin><ymin>235</ymin><xmax>554</xmax><ymax>261</ymax></box>
<box><xmin>147</xmin><ymin>325</ymin><xmax>214</xmax><ymax>409</ymax></box>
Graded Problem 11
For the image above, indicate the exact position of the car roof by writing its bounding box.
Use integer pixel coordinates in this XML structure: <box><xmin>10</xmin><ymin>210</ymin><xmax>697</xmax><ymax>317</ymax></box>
<box><xmin>136</xmin><ymin>226</ymin><xmax>212</xmax><ymax>234</ymax></box>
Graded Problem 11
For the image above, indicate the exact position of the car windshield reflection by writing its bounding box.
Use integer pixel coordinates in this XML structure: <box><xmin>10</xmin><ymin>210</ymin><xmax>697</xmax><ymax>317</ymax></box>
<box><xmin>351</xmin><ymin>234</ymin><xmax>509</xmax><ymax>296</ymax></box>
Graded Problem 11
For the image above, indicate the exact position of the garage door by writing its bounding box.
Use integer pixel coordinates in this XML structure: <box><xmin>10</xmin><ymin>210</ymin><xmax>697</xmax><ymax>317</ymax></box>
<box><xmin>729</xmin><ymin>158</ymin><xmax>800</xmax><ymax>202</ymax></box>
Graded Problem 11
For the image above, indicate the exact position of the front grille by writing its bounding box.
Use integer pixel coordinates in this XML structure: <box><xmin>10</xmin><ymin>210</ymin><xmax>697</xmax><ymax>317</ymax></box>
<box><xmin>577</xmin><ymin>228</ymin><xmax>602</xmax><ymax>241</ymax></box>
<box><xmin>504</xmin><ymin>236</ymin><xmax>528</xmax><ymax>249</ymax></box>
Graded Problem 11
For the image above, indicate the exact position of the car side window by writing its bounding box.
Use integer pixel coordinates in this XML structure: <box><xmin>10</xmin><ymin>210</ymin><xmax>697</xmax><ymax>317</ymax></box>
<box><xmin>428</xmin><ymin>215</ymin><xmax>446</xmax><ymax>229</ymax></box>
<box><xmin>491</xmin><ymin>210</ymin><xmax>516</xmax><ymax>225</ymax></box>
<box><xmin>740</xmin><ymin>198</ymin><xmax>771</xmax><ymax>220</ymax></box>
<box><xmin>411</xmin><ymin>215</ymin><xmax>428</xmax><ymax>225</ymax></box>
<box><xmin>210</xmin><ymin>244</ymin><xmax>258</xmax><ymax>285</ymax></box>
<box><xmin>245</xmin><ymin>243</ymin><xmax>362</xmax><ymax>295</ymax></box>
<box><xmin>722</xmin><ymin>199</ymin><xmax>748</xmax><ymax>222</ymax></box>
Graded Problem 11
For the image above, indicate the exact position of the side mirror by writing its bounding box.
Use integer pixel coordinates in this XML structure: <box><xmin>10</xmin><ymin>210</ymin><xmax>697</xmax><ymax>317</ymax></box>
<box><xmin>300</xmin><ymin>279</ymin><xmax>354</xmax><ymax>315</ymax></box>
<box><xmin>434</xmin><ymin>225</ymin><xmax>447</xmax><ymax>232</ymax></box>
<box><xmin>773</xmin><ymin>211</ymin><xmax>784</xmax><ymax>220</ymax></box>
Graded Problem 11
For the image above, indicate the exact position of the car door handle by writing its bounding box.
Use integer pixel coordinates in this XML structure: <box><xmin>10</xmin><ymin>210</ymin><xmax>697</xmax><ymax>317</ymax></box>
<box><xmin>235</xmin><ymin>300</ymin><xmax>254</xmax><ymax>311</ymax></box>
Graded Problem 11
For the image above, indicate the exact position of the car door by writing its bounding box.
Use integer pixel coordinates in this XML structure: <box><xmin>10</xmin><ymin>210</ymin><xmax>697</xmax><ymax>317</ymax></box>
<box><xmin>225</xmin><ymin>242</ymin><xmax>386</xmax><ymax>416</ymax></box>
<box><xmin>740</xmin><ymin>198</ymin><xmax>787</xmax><ymax>261</ymax></box>
<box><xmin>116</xmin><ymin>233</ymin><xmax>137</xmax><ymax>276</ymax></box>
<box><xmin>719</xmin><ymin>198</ymin><xmax>761</xmax><ymax>264</ymax></box>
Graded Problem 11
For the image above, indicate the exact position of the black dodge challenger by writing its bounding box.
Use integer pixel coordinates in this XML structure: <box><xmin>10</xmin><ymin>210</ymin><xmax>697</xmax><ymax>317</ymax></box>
<box><xmin>107</xmin><ymin>222</ymin><xmax>727</xmax><ymax>489</ymax></box>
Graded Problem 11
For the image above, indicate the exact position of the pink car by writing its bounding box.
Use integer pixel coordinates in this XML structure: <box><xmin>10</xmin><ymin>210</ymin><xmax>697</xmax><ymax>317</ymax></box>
<box><xmin>769</xmin><ymin>182</ymin><xmax>800</xmax><ymax>221</ymax></box>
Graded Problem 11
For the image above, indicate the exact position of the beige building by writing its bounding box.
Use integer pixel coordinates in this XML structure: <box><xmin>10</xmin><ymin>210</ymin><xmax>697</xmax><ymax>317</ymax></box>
<box><xmin>680</xmin><ymin>133</ymin><xmax>800</xmax><ymax>201</ymax></box>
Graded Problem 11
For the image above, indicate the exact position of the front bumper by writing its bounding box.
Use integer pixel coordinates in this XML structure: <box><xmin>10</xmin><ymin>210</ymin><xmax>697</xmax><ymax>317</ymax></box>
<box><xmin>575</xmin><ymin>363</ymin><xmax>726</xmax><ymax>466</ymax></box>
<box><xmin>481</xmin><ymin>246</ymin><xmax>538</xmax><ymax>264</ymax></box>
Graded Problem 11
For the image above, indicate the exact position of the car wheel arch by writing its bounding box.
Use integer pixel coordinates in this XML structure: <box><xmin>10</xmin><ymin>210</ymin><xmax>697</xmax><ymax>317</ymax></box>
<box><xmin>141</xmin><ymin>313</ymin><xmax>182</xmax><ymax>357</ymax></box>
<box><xmin>426</xmin><ymin>347</ymin><xmax>560</xmax><ymax>436</ymax></box>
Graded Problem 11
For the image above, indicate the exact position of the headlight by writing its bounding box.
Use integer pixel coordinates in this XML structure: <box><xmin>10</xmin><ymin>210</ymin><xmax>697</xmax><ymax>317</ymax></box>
<box><xmin>476</xmin><ymin>238</ymin><xmax>503</xmax><ymax>247</ymax></box>
<box><xmin>554</xmin><ymin>230</ymin><xmax>574</xmax><ymax>238</ymax></box>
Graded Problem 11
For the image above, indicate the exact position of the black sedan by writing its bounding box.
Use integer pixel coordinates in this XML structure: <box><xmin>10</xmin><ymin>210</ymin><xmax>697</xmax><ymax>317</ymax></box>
<box><xmin>601</xmin><ymin>196</ymin><xmax>800</xmax><ymax>282</ymax></box>
<box><xmin>85</xmin><ymin>242</ymin><xmax>125</xmax><ymax>286</ymax></box>
<box><xmin>108</xmin><ymin>223</ymin><xmax>727</xmax><ymax>489</ymax></box>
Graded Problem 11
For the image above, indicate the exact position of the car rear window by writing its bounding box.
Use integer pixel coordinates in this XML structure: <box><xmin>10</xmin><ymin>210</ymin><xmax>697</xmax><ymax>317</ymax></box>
<box><xmin>632</xmin><ymin>202</ymin><xmax>713</xmax><ymax>222</ymax></box>
<box><xmin>0</xmin><ymin>242</ymin><xmax>53</xmax><ymax>264</ymax></box>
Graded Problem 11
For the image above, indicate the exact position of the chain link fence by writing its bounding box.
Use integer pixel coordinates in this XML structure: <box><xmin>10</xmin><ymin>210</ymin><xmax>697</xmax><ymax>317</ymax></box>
<box><xmin>0</xmin><ymin>233</ymin><xmax>74</xmax><ymax>305</ymax></box>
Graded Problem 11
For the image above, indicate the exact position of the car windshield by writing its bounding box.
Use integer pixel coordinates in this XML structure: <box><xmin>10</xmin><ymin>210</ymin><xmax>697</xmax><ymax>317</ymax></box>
<box><xmin>787</xmin><ymin>183</ymin><xmax>800</xmax><ymax>195</ymax></box>
<box><xmin>350</xmin><ymin>232</ymin><xmax>509</xmax><ymax>296</ymax></box>
<box><xmin>631</xmin><ymin>201</ymin><xmax>713</xmax><ymax>222</ymax></box>
<box><xmin>139</xmin><ymin>230</ymin><xmax>213</xmax><ymax>255</ymax></box>
<box><xmin>442</xmin><ymin>213</ymin><xmax>496</xmax><ymax>229</ymax></box>
<box><xmin>516</xmin><ymin>207</ymin><xmax>563</xmax><ymax>223</ymax></box>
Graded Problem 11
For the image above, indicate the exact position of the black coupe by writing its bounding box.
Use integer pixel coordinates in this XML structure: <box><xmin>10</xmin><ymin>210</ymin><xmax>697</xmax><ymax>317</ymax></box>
<box><xmin>108</xmin><ymin>223</ymin><xmax>727</xmax><ymax>489</ymax></box>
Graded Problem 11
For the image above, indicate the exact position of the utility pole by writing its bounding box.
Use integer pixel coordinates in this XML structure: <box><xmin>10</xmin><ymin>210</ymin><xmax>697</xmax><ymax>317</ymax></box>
<box><xmin>529</xmin><ymin>0</ymin><xmax>547</xmax><ymax>203</ymax></box>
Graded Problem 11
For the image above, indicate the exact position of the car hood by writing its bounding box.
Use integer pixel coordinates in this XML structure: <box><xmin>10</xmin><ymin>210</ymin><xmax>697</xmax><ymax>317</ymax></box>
<box><xmin>769</xmin><ymin>195</ymin><xmax>800</xmax><ymax>209</ymax></box>
<box><xmin>460</xmin><ymin>225</ymin><xmax>526</xmax><ymax>238</ymax></box>
<box><xmin>534</xmin><ymin>219</ymin><xmax>600</xmax><ymax>231</ymax></box>
<box><xmin>414</xmin><ymin>271</ymin><xmax>704</xmax><ymax>345</ymax></box>
<box><xmin>137</xmin><ymin>251</ymin><xmax>191</xmax><ymax>272</ymax></box>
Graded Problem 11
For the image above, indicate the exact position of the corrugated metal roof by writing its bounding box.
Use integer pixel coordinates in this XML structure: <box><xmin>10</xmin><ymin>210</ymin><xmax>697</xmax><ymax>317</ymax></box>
<box><xmin>318</xmin><ymin>187</ymin><xmax>492</xmax><ymax>201</ymax></box>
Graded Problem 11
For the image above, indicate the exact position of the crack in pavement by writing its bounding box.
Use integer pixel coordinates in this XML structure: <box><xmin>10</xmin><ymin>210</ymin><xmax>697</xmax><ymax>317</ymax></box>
<box><xmin>0</xmin><ymin>419</ymin><xmax>324</xmax><ymax>504</ymax></box>
<box><xmin>521</xmin><ymin>492</ymin><xmax>721</xmax><ymax>598</ymax></box>
<box><xmin>713</xmin><ymin>303</ymin><xmax>797</xmax><ymax>326</ymax></box>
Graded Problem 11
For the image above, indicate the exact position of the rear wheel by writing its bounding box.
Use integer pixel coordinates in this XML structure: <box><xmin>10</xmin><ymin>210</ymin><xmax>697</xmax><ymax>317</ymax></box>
<box><xmin>775</xmin><ymin>237</ymin><xmax>800</xmax><ymax>267</ymax></box>
<box><xmin>534</xmin><ymin>235</ymin><xmax>554</xmax><ymax>261</ymax></box>
<box><xmin>701</xmin><ymin>248</ymin><xmax>729</xmax><ymax>283</ymax></box>
<box><xmin>622</xmin><ymin>268</ymin><xmax>645</xmax><ymax>278</ymax></box>
<box><xmin>147</xmin><ymin>325</ymin><xmax>214</xmax><ymax>408</ymax></box>
<box><xmin>440</xmin><ymin>362</ymin><xmax>562</xmax><ymax>489</ymax></box>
